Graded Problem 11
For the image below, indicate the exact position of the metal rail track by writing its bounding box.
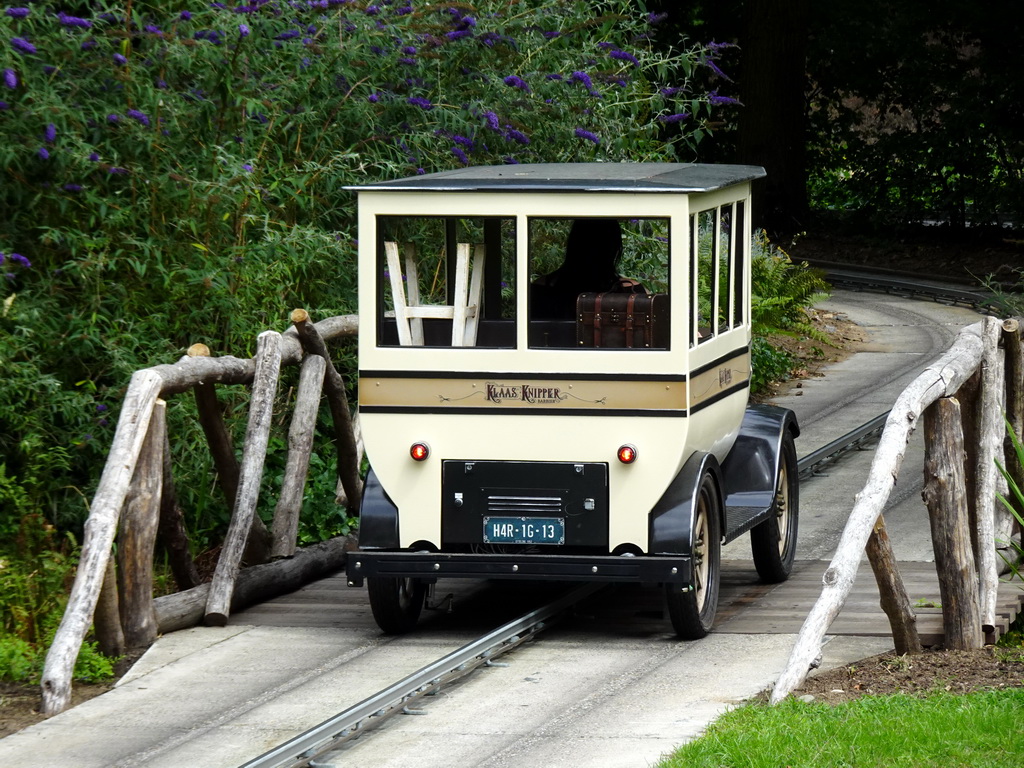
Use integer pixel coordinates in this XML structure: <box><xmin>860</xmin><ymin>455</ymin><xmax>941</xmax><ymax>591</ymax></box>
<box><xmin>240</xmin><ymin>583</ymin><xmax>603</xmax><ymax>768</ymax></box>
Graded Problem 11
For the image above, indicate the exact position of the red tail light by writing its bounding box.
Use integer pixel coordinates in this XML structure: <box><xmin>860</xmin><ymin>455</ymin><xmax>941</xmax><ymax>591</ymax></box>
<box><xmin>410</xmin><ymin>442</ymin><xmax>430</xmax><ymax>461</ymax></box>
<box><xmin>617</xmin><ymin>444</ymin><xmax>638</xmax><ymax>464</ymax></box>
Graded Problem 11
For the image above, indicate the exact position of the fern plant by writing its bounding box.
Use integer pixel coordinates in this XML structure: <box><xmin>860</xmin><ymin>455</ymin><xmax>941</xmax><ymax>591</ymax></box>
<box><xmin>750</xmin><ymin>233</ymin><xmax>831</xmax><ymax>341</ymax></box>
<box><xmin>997</xmin><ymin>420</ymin><xmax>1024</xmax><ymax>582</ymax></box>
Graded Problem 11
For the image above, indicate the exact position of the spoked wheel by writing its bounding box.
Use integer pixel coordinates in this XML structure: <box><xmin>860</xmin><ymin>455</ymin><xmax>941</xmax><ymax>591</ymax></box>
<box><xmin>665</xmin><ymin>472</ymin><xmax>722</xmax><ymax>640</ymax></box>
<box><xmin>366</xmin><ymin>576</ymin><xmax>426</xmax><ymax>634</ymax></box>
<box><xmin>751</xmin><ymin>431</ymin><xmax>799</xmax><ymax>583</ymax></box>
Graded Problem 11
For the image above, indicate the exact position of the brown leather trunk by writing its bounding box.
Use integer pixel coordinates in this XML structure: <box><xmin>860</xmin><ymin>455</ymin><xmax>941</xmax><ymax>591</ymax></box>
<box><xmin>575</xmin><ymin>292</ymin><xmax>670</xmax><ymax>349</ymax></box>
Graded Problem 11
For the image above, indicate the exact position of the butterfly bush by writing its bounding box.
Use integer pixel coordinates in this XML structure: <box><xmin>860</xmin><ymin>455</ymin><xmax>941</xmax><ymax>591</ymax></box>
<box><xmin>0</xmin><ymin>0</ymin><xmax>735</xmax><ymax>529</ymax></box>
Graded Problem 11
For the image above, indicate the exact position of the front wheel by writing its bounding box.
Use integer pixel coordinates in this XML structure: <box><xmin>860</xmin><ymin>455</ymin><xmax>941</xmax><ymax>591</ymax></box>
<box><xmin>367</xmin><ymin>576</ymin><xmax>426</xmax><ymax>634</ymax></box>
<box><xmin>665</xmin><ymin>472</ymin><xmax>722</xmax><ymax>640</ymax></box>
<box><xmin>750</xmin><ymin>430</ymin><xmax>799</xmax><ymax>583</ymax></box>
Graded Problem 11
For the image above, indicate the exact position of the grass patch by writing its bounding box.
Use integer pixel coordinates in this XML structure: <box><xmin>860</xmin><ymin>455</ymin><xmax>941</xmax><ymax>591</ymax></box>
<box><xmin>657</xmin><ymin>689</ymin><xmax>1024</xmax><ymax>768</ymax></box>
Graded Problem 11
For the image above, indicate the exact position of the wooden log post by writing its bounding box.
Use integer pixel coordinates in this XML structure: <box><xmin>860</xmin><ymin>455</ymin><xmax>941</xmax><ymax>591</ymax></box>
<box><xmin>976</xmin><ymin>316</ymin><xmax>1002</xmax><ymax>636</ymax></box>
<box><xmin>40</xmin><ymin>368</ymin><xmax>163</xmax><ymax>715</ymax></box>
<box><xmin>864</xmin><ymin>515</ymin><xmax>921</xmax><ymax>655</ymax></box>
<box><xmin>188</xmin><ymin>343</ymin><xmax>271</xmax><ymax>566</ymax></box>
<box><xmin>93</xmin><ymin>557</ymin><xmax>125</xmax><ymax>658</ymax></box>
<box><xmin>158</xmin><ymin>430</ymin><xmax>201</xmax><ymax>590</ymax></box>
<box><xmin>291</xmin><ymin>309</ymin><xmax>363</xmax><ymax>514</ymax></box>
<box><xmin>270</xmin><ymin>353</ymin><xmax>327</xmax><ymax>558</ymax></box>
<box><xmin>204</xmin><ymin>331</ymin><xmax>283</xmax><ymax>626</ymax></box>
<box><xmin>117</xmin><ymin>399</ymin><xmax>166</xmax><ymax>649</ymax></box>
<box><xmin>956</xmin><ymin>369</ymin><xmax>982</xmax><ymax>557</ymax></box>
<box><xmin>922</xmin><ymin>397</ymin><xmax>983</xmax><ymax>649</ymax></box>
<box><xmin>770</xmin><ymin>321</ymin><xmax>985</xmax><ymax>704</ymax></box>
<box><xmin>1003</xmin><ymin>319</ymin><xmax>1024</xmax><ymax>541</ymax></box>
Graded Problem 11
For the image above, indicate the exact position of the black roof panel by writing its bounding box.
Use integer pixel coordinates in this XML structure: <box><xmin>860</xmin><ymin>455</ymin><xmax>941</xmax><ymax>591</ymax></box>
<box><xmin>348</xmin><ymin>163</ymin><xmax>765</xmax><ymax>194</ymax></box>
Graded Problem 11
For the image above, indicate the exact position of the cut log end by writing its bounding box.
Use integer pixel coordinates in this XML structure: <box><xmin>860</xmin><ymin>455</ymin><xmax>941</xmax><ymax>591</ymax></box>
<box><xmin>204</xmin><ymin>612</ymin><xmax>229</xmax><ymax>627</ymax></box>
<box><xmin>187</xmin><ymin>343</ymin><xmax>211</xmax><ymax>357</ymax></box>
<box><xmin>290</xmin><ymin>308</ymin><xmax>310</xmax><ymax>324</ymax></box>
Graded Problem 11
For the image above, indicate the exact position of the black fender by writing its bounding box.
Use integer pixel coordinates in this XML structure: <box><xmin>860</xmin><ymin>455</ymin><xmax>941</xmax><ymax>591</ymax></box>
<box><xmin>356</xmin><ymin>467</ymin><xmax>400</xmax><ymax>549</ymax></box>
<box><xmin>649</xmin><ymin>451</ymin><xmax>724</xmax><ymax>556</ymax></box>
<box><xmin>719</xmin><ymin>404</ymin><xmax>799</xmax><ymax>540</ymax></box>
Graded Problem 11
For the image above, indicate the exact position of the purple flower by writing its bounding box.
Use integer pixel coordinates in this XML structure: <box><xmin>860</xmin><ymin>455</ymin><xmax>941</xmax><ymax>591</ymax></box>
<box><xmin>180</xmin><ymin>10</ymin><xmax>192</xmax><ymax>20</ymax></box>
<box><xmin>709</xmin><ymin>90</ymin><xmax>741</xmax><ymax>106</ymax></box>
<box><xmin>647</xmin><ymin>12</ymin><xmax>668</xmax><ymax>24</ymax></box>
<box><xmin>543</xmin><ymin>31</ymin><xmax>560</xmax><ymax>39</ymax></box>
<box><xmin>0</xmin><ymin>101</ymin><xmax>9</xmax><ymax>110</ymax></box>
<box><xmin>113</xmin><ymin>53</ymin><xmax>127</xmax><ymax>65</ymax></box>
<box><xmin>63</xmin><ymin>183</ymin><xmax>83</xmax><ymax>192</ymax></box>
<box><xmin>504</xmin><ymin>127</ymin><xmax>529</xmax><ymax>145</ymax></box>
<box><xmin>483</xmin><ymin>110</ymin><xmax>499</xmax><ymax>130</ymax></box>
<box><xmin>127</xmin><ymin>108</ymin><xmax>150</xmax><ymax>127</ymax></box>
<box><xmin>89</xmin><ymin>152</ymin><xmax>100</xmax><ymax>161</ymax></box>
<box><xmin>108</xmin><ymin>166</ymin><xmax>128</xmax><ymax>175</ymax></box>
<box><xmin>37</xmin><ymin>146</ymin><xmax>49</xmax><ymax>159</ymax></box>
<box><xmin>367</xmin><ymin>92</ymin><xmax>380</xmax><ymax>103</ymax></box>
<box><xmin>57</xmin><ymin>12</ymin><xmax>92</xmax><ymax>29</ymax></box>
<box><xmin>144</xmin><ymin>24</ymin><xmax>161</xmax><ymax>34</ymax></box>
<box><xmin>3</xmin><ymin>68</ymin><xmax>16</xmax><ymax>89</ymax></box>
<box><xmin>238</xmin><ymin>23</ymin><xmax>250</xmax><ymax>37</ymax></box>
<box><xmin>569</xmin><ymin>71</ymin><xmax>593</xmax><ymax>89</ymax></box>
<box><xmin>401</xmin><ymin>45</ymin><xmax>417</xmax><ymax>55</ymax></box>
<box><xmin>702</xmin><ymin>56</ymin><xmax>731</xmax><ymax>81</ymax></box>
<box><xmin>445</xmin><ymin>29</ymin><xmax>472</xmax><ymax>40</ymax></box>
<box><xmin>609</xmin><ymin>50</ymin><xmax>639</xmax><ymax>66</ymax></box>
<box><xmin>575</xmin><ymin>128</ymin><xmax>600</xmax><ymax>145</ymax></box>
<box><xmin>81</xmin><ymin>40</ymin><xmax>97</xmax><ymax>50</ymax></box>
<box><xmin>95</xmin><ymin>403</ymin><xmax>108</xmax><ymax>412</ymax></box>
<box><xmin>660</xmin><ymin>86</ymin><xmax>684</xmax><ymax>97</ymax></box>
<box><xmin>451</xmin><ymin>146</ymin><xmax>469</xmax><ymax>165</ymax></box>
<box><xmin>9</xmin><ymin>253</ymin><xmax>31</xmax><ymax>268</ymax></box>
<box><xmin>107</xmin><ymin>113</ymin><xmax>119</xmax><ymax>123</ymax></box>
<box><xmin>407</xmin><ymin>96</ymin><xmax>433</xmax><ymax>110</ymax></box>
<box><xmin>452</xmin><ymin>134</ymin><xmax>473</xmax><ymax>148</ymax></box>
<box><xmin>275</xmin><ymin>29</ymin><xmax>300</xmax><ymax>40</ymax></box>
<box><xmin>503</xmin><ymin>74</ymin><xmax>529</xmax><ymax>92</ymax></box>
<box><xmin>44</xmin><ymin>123</ymin><xmax>56</xmax><ymax>142</ymax></box>
<box><xmin>5</xmin><ymin>7</ymin><xmax>30</xmax><ymax>18</ymax></box>
<box><xmin>11</xmin><ymin>37</ymin><xmax>37</xmax><ymax>55</ymax></box>
<box><xmin>242</xmin><ymin>163</ymin><xmax>252</xmax><ymax>171</ymax></box>
<box><xmin>657</xmin><ymin>112</ymin><xmax>690</xmax><ymax>123</ymax></box>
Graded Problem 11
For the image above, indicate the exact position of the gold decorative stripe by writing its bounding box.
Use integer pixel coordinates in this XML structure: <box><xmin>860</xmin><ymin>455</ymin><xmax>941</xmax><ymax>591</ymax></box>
<box><xmin>687</xmin><ymin>351</ymin><xmax>751</xmax><ymax>409</ymax></box>
<box><xmin>359</xmin><ymin>376</ymin><xmax>688</xmax><ymax>411</ymax></box>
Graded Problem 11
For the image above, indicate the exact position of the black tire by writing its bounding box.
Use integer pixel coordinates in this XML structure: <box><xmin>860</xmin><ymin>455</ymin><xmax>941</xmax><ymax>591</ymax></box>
<box><xmin>367</xmin><ymin>576</ymin><xmax>426</xmax><ymax>634</ymax></box>
<box><xmin>665</xmin><ymin>472</ymin><xmax>722</xmax><ymax>640</ymax></box>
<box><xmin>751</xmin><ymin>430</ymin><xmax>799</xmax><ymax>583</ymax></box>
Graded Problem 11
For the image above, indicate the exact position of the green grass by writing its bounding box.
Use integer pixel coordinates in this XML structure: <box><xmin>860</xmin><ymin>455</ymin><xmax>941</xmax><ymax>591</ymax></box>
<box><xmin>657</xmin><ymin>689</ymin><xmax>1024</xmax><ymax>768</ymax></box>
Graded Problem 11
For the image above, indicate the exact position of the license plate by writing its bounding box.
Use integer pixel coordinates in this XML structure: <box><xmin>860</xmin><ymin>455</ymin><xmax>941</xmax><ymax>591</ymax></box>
<box><xmin>483</xmin><ymin>516</ymin><xmax>565</xmax><ymax>545</ymax></box>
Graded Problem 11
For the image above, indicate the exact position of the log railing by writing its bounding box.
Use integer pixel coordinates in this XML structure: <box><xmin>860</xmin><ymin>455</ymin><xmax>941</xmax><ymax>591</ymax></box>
<box><xmin>41</xmin><ymin>312</ymin><xmax>359</xmax><ymax>715</ymax></box>
<box><xmin>772</xmin><ymin>316</ymin><xmax>1024</xmax><ymax>703</ymax></box>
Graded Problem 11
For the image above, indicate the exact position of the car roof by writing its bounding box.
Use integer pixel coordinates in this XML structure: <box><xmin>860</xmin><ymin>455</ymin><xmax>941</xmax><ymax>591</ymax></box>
<box><xmin>347</xmin><ymin>162</ymin><xmax>765</xmax><ymax>194</ymax></box>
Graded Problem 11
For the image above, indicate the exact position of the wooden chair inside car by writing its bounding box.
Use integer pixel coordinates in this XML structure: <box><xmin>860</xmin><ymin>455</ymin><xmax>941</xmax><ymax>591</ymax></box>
<box><xmin>384</xmin><ymin>241</ymin><xmax>485</xmax><ymax>346</ymax></box>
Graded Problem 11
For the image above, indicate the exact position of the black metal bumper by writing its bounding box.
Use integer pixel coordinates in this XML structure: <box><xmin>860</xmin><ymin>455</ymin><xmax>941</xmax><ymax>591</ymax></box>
<box><xmin>345</xmin><ymin>551</ymin><xmax>692</xmax><ymax>587</ymax></box>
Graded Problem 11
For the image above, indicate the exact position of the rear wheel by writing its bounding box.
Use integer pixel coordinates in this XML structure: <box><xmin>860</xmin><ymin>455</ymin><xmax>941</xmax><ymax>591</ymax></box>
<box><xmin>367</xmin><ymin>576</ymin><xmax>426</xmax><ymax>634</ymax></box>
<box><xmin>751</xmin><ymin>431</ymin><xmax>799</xmax><ymax>583</ymax></box>
<box><xmin>665</xmin><ymin>473</ymin><xmax>721</xmax><ymax>639</ymax></box>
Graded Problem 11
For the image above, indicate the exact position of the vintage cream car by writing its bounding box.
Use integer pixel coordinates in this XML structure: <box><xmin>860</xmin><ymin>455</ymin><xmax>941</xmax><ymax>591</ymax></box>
<box><xmin>345</xmin><ymin>163</ymin><xmax>799</xmax><ymax>639</ymax></box>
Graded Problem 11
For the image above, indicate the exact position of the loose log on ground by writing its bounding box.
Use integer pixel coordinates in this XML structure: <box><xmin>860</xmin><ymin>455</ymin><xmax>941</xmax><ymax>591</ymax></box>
<box><xmin>40</xmin><ymin>368</ymin><xmax>163</xmax><ymax>715</ymax></box>
<box><xmin>976</xmin><ymin>316</ymin><xmax>1002</xmax><ymax>634</ymax></box>
<box><xmin>155</xmin><ymin>535</ymin><xmax>357</xmax><ymax>633</ymax></box>
<box><xmin>291</xmin><ymin>309</ymin><xmax>363</xmax><ymax>514</ymax></box>
<box><xmin>205</xmin><ymin>331</ymin><xmax>283</xmax><ymax>626</ymax></box>
<box><xmin>93</xmin><ymin>557</ymin><xmax>124</xmax><ymax>658</ymax></box>
<box><xmin>271</xmin><ymin>353</ymin><xmax>327</xmax><ymax>558</ymax></box>
<box><xmin>117</xmin><ymin>400</ymin><xmax>166</xmax><ymax>649</ymax></box>
<box><xmin>865</xmin><ymin>515</ymin><xmax>921</xmax><ymax>655</ymax></box>
<box><xmin>158</xmin><ymin>430</ymin><xmax>201</xmax><ymax>590</ymax></box>
<box><xmin>770</xmin><ymin>320</ymin><xmax>985</xmax><ymax>704</ymax></box>
<box><xmin>923</xmin><ymin>397</ymin><xmax>983</xmax><ymax>649</ymax></box>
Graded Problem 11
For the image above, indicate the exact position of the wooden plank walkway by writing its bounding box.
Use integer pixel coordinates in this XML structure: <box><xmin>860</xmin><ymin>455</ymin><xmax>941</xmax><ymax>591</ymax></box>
<box><xmin>235</xmin><ymin>560</ymin><xmax>1024</xmax><ymax>647</ymax></box>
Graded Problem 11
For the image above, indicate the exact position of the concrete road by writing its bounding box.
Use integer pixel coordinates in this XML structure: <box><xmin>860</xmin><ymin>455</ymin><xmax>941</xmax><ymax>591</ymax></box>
<box><xmin>0</xmin><ymin>290</ymin><xmax>982</xmax><ymax>768</ymax></box>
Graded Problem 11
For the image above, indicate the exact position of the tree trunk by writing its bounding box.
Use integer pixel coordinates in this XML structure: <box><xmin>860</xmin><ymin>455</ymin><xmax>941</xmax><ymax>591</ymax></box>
<box><xmin>291</xmin><ymin>309</ymin><xmax>363</xmax><ymax>514</ymax></box>
<box><xmin>271</xmin><ymin>353</ymin><xmax>327</xmax><ymax>558</ymax></box>
<box><xmin>738</xmin><ymin>0</ymin><xmax>810</xmax><ymax>233</ymax></box>
<box><xmin>117</xmin><ymin>400</ymin><xmax>165</xmax><ymax>649</ymax></box>
<box><xmin>922</xmin><ymin>397</ymin><xmax>982</xmax><ymax>649</ymax></box>
<box><xmin>205</xmin><ymin>331</ymin><xmax>283</xmax><ymax>626</ymax></box>
<box><xmin>771</xmin><ymin>321</ymin><xmax>984</xmax><ymax>703</ymax></box>
<box><xmin>40</xmin><ymin>368</ymin><xmax>163</xmax><ymax>715</ymax></box>
<box><xmin>156</xmin><ymin>535</ymin><xmax>356</xmax><ymax>633</ymax></box>
<box><xmin>864</xmin><ymin>515</ymin><xmax>921</xmax><ymax>654</ymax></box>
